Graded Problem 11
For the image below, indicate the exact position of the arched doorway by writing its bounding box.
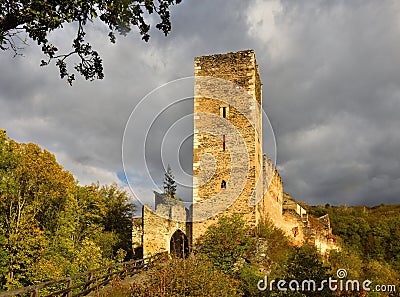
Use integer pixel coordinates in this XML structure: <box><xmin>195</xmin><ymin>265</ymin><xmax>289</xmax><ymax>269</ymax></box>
<box><xmin>170</xmin><ymin>229</ymin><xmax>189</xmax><ymax>258</ymax></box>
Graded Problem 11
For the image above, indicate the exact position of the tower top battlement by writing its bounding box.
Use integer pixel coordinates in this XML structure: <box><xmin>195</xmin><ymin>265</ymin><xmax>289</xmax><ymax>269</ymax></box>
<box><xmin>194</xmin><ymin>49</ymin><xmax>262</xmax><ymax>105</ymax></box>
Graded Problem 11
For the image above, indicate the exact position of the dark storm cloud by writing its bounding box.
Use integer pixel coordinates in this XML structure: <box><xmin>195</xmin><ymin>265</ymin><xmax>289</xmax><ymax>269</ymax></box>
<box><xmin>0</xmin><ymin>0</ymin><xmax>399</xmax><ymax>206</ymax></box>
<box><xmin>254</xmin><ymin>0</ymin><xmax>400</xmax><ymax>205</ymax></box>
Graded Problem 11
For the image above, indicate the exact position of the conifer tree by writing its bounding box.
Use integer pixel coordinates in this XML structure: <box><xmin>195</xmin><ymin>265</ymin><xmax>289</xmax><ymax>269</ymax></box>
<box><xmin>163</xmin><ymin>165</ymin><xmax>177</xmax><ymax>199</ymax></box>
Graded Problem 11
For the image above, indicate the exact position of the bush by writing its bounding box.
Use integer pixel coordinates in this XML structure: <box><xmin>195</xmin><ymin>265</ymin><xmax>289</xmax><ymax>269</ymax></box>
<box><xmin>198</xmin><ymin>213</ymin><xmax>252</xmax><ymax>272</ymax></box>
<box><xmin>238</xmin><ymin>263</ymin><xmax>265</xmax><ymax>297</ymax></box>
<box><xmin>255</xmin><ymin>220</ymin><xmax>293</xmax><ymax>269</ymax></box>
<box><xmin>101</xmin><ymin>255</ymin><xmax>242</xmax><ymax>297</ymax></box>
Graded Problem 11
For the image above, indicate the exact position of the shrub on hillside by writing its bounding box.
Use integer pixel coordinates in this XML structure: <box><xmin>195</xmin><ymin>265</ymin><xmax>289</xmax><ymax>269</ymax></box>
<box><xmin>283</xmin><ymin>245</ymin><xmax>333</xmax><ymax>297</ymax></box>
<box><xmin>100</xmin><ymin>255</ymin><xmax>242</xmax><ymax>297</ymax></box>
<box><xmin>255</xmin><ymin>220</ymin><xmax>293</xmax><ymax>271</ymax></box>
<box><xmin>198</xmin><ymin>213</ymin><xmax>252</xmax><ymax>272</ymax></box>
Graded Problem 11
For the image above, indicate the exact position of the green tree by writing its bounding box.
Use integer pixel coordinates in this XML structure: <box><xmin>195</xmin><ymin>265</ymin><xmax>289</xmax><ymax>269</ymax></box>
<box><xmin>163</xmin><ymin>164</ymin><xmax>177</xmax><ymax>199</ymax></box>
<box><xmin>30</xmin><ymin>184</ymin><xmax>135</xmax><ymax>283</ymax></box>
<box><xmin>65</xmin><ymin>183</ymin><xmax>134</xmax><ymax>263</ymax></box>
<box><xmin>0</xmin><ymin>0</ymin><xmax>182</xmax><ymax>84</ymax></box>
<box><xmin>282</xmin><ymin>245</ymin><xmax>333</xmax><ymax>297</ymax></box>
<box><xmin>255</xmin><ymin>219</ymin><xmax>292</xmax><ymax>266</ymax></box>
<box><xmin>328</xmin><ymin>249</ymin><xmax>363</xmax><ymax>280</ymax></box>
<box><xmin>199</xmin><ymin>213</ymin><xmax>251</xmax><ymax>272</ymax></box>
<box><xmin>98</xmin><ymin>184</ymin><xmax>135</xmax><ymax>259</ymax></box>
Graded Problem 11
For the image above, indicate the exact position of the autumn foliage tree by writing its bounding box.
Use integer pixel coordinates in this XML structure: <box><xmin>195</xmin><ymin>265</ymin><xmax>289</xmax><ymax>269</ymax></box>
<box><xmin>0</xmin><ymin>131</ymin><xmax>73</xmax><ymax>288</ymax></box>
<box><xmin>0</xmin><ymin>130</ymin><xmax>134</xmax><ymax>290</ymax></box>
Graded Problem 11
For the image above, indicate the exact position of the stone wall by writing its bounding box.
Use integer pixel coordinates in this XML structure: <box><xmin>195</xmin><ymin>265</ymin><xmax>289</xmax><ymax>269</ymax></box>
<box><xmin>255</xmin><ymin>155</ymin><xmax>284</xmax><ymax>225</ymax></box>
<box><xmin>281</xmin><ymin>211</ymin><xmax>306</xmax><ymax>246</ymax></box>
<box><xmin>283</xmin><ymin>197</ymin><xmax>307</xmax><ymax>219</ymax></box>
<box><xmin>314</xmin><ymin>237</ymin><xmax>339</xmax><ymax>254</ymax></box>
<box><xmin>305</xmin><ymin>215</ymin><xmax>339</xmax><ymax>254</ymax></box>
<box><xmin>142</xmin><ymin>192</ymin><xmax>190</xmax><ymax>258</ymax></box>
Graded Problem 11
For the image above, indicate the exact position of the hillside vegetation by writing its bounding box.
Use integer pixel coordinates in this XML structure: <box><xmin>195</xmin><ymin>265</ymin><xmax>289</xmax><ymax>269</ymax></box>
<box><xmin>104</xmin><ymin>210</ymin><xmax>400</xmax><ymax>296</ymax></box>
<box><xmin>308</xmin><ymin>204</ymin><xmax>400</xmax><ymax>274</ymax></box>
<box><xmin>0</xmin><ymin>130</ymin><xmax>134</xmax><ymax>291</ymax></box>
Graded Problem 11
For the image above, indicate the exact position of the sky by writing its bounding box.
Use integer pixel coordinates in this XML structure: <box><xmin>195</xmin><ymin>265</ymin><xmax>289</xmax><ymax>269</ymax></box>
<box><xmin>1</xmin><ymin>0</ymin><xmax>400</xmax><ymax>207</ymax></box>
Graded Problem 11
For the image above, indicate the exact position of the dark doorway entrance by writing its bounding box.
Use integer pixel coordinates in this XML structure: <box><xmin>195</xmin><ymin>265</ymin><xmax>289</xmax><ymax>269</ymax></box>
<box><xmin>170</xmin><ymin>230</ymin><xmax>189</xmax><ymax>258</ymax></box>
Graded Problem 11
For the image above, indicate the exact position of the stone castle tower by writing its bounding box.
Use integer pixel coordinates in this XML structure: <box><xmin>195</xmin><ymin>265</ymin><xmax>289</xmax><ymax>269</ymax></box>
<box><xmin>191</xmin><ymin>50</ymin><xmax>270</xmax><ymax>240</ymax></box>
<box><xmin>132</xmin><ymin>50</ymin><xmax>336</xmax><ymax>259</ymax></box>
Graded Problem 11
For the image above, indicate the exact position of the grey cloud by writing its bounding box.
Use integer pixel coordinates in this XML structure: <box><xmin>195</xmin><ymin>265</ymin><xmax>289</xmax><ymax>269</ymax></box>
<box><xmin>261</xmin><ymin>0</ymin><xmax>400</xmax><ymax>205</ymax></box>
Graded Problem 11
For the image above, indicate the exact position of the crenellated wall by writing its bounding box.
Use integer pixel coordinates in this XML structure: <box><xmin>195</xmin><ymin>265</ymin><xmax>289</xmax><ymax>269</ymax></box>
<box><xmin>141</xmin><ymin>192</ymin><xmax>190</xmax><ymax>258</ymax></box>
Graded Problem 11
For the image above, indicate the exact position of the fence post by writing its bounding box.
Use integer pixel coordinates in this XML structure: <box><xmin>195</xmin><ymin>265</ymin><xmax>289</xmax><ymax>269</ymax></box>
<box><xmin>30</xmin><ymin>288</ymin><xmax>39</xmax><ymax>297</ymax></box>
<box><xmin>122</xmin><ymin>263</ymin><xmax>127</xmax><ymax>278</ymax></box>
<box><xmin>66</xmin><ymin>279</ymin><xmax>72</xmax><ymax>297</ymax></box>
<box><xmin>107</xmin><ymin>267</ymin><xmax>113</xmax><ymax>282</ymax></box>
<box><xmin>84</xmin><ymin>272</ymin><xmax>93</xmax><ymax>291</ymax></box>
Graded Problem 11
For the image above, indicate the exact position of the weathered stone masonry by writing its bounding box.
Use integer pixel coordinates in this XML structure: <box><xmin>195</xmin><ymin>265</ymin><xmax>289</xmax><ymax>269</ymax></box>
<box><xmin>192</xmin><ymin>50</ymin><xmax>265</xmax><ymax>240</ymax></box>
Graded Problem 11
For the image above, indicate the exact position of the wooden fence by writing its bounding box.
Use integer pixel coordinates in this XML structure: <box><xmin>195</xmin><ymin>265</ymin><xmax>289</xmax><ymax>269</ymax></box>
<box><xmin>0</xmin><ymin>254</ymin><xmax>166</xmax><ymax>297</ymax></box>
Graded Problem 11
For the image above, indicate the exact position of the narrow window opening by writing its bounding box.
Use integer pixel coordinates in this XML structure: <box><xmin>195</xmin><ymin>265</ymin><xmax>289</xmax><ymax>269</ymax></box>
<box><xmin>221</xmin><ymin>180</ymin><xmax>226</xmax><ymax>189</ymax></box>
<box><xmin>222</xmin><ymin>135</ymin><xmax>226</xmax><ymax>151</ymax></box>
<box><xmin>220</xmin><ymin>106</ymin><xmax>228</xmax><ymax>118</ymax></box>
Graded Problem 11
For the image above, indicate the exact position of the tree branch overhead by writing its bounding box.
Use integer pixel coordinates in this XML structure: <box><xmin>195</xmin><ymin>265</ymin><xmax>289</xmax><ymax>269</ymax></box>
<box><xmin>0</xmin><ymin>0</ymin><xmax>182</xmax><ymax>85</ymax></box>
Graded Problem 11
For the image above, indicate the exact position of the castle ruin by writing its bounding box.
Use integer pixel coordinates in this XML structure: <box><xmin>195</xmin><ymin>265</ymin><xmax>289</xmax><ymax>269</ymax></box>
<box><xmin>132</xmin><ymin>50</ymin><xmax>337</xmax><ymax>258</ymax></box>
